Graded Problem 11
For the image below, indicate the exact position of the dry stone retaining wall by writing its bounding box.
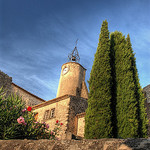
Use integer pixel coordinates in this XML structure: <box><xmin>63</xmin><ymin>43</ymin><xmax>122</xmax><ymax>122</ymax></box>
<box><xmin>0</xmin><ymin>139</ymin><xmax>150</xmax><ymax>150</ymax></box>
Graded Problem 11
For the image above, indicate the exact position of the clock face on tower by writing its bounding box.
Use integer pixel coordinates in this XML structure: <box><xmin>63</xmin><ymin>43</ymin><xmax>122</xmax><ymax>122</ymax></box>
<box><xmin>62</xmin><ymin>67</ymin><xmax>69</xmax><ymax>75</ymax></box>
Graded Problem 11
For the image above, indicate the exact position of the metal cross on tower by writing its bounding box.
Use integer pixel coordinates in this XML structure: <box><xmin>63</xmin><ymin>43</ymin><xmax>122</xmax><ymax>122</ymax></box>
<box><xmin>68</xmin><ymin>39</ymin><xmax>80</xmax><ymax>62</ymax></box>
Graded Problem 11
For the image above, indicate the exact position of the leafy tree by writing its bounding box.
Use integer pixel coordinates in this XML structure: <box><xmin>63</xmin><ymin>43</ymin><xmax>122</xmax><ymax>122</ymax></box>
<box><xmin>126</xmin><ymin>34</ymin><xmax>148</xmax><ymax>137</ymax></box>
<box><xmin>85</xmin><ymin>20</ymin><xmax>113</xmax><ymax>139</ymax></box>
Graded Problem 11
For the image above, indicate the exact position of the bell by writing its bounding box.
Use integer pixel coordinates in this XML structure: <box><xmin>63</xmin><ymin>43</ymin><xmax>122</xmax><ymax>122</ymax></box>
<box><xmin>72</xmin><ymin>56</ymin><xmax>76</xmax><ymax>61</ymax></box>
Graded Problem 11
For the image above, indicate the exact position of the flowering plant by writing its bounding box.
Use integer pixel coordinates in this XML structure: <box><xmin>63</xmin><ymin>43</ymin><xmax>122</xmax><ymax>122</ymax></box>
<box><xmin>0</xmin><ymin>88</ymin><xmax>63</xmax><ymax>140</ymax></box>
<box><xmin>17</xmin><ymin>116</ymin><xmax>26</xmax><ymax>125</ymax></box>
<box><xmin>0</xmin><ymin>88</ymin><xmax>25</xmax><ymax>139</ymax></box>
<box><xmin>47</xmin><ymin>120</ymin><xmax>63</xmax><ymax>140</ymax></box>
<box><xmin>16</xmin><ymin>107</ymin><xmax>63</xmax><ymax>140</ymax></box>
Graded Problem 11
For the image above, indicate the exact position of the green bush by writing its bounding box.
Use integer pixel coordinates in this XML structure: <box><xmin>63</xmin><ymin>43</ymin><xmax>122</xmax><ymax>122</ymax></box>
<box><xmin>0</xmin><ymin>88</ymin><xmax>25</xmax><ymax>139</ymax></box>
<box><xmin>0</xmin><ymin>88</ymin><xmax>62</xmax><ymax>139</ymax></box>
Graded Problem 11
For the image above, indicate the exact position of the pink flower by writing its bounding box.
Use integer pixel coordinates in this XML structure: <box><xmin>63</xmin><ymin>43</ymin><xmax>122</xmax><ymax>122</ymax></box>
<box><xmin>17</xmin><ymin>116</ymin><xmax>25</xmax><ymax>125</ymax></box>
<box><xmin>60</xmin><ymin>123</ymin><xmax>63</xmax><ymax>126</ymax></box>
<box><xmin>22</xmin><ymin>108</ymin><xmax>26</xmax><ymax>112</ymax></box>
<box><xmin>51</xmin><ymin>131</ymin><xmax>53</xmax><ymax>135</ymax></box>
<box><xmin>42</xmin><ymin>122</ymin><xmax>46</xmax><ymax>125</ymax></box>
<box><xmin>46</xmin><ymin>124</ymin><xmax>49</xmax><ymax>129</ymax></box>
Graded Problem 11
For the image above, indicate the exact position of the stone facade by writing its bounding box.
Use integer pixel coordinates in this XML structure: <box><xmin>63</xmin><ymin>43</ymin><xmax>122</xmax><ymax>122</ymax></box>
<box><xmin>81</xmin><ymin>81</ymin><xmax>88</xmax><ymax>99</ymax></box>
<box><xmin>0</xmin><ymin>70</ymin><xmax>12</xmax><ymax>96</ymax></box>
<box><xmin>12</xmin><ymin>83</ymin><xmax>45</xmax><ymax>106</ymax></box>
<box><xmin>143</xmin><ymin>84</ymin><xmax>150</xmax><ymax>103</ymax></box>
<box><xmin>0</xmin><ymin>70</ymin><xmax>45</xmax><ymax>106</ymax></box>
<box><xmin>56</xmin><ymin>62</ymin><xmax>88</xmax><ymax>99</ymax></box>
<box><xmin>143</xmin><ymin>85</ymin><xmax>150</xmax><ymax>136</ymax></box>
<box><xmin>75</xmin><ymin>112</ymin><xmax>86</xmax><ymax>137</ymax></box>
<box><xmin>33</xmin><ymin>95</ymin><xmax>71</xmax><ymax>139</ymax></box>
<box><xmin>32</xmin><ymin>95</ymin><xmax>88</xmax><ymax>139</ymax></box>
<box><xmin>67</xmin><ymin>96</ymin><xmax>87</xmax><ymax>137</ymax></box>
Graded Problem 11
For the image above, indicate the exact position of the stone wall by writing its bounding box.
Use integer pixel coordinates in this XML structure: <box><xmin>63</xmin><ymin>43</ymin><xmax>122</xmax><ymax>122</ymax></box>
<box><xmin>143</xmin><ymin>85</ymin><xmax>150</xmax><ymax>136</ymax></box>
<box><xmin>1</xmin><ymin>138</ymin><xmax>150</xmax><ymax>150</ymax></box>
<box><xmin>143</xmin><ymin>85</ymin><xmax>150</xmax><ymax>103</ymax></box>
<box><xmin>11</xmin><ymin>83</ymin><xmax>45</xmax><ymax>106</ymax></box>
<box><xmin>81</xmin><ymin>81</ymin><xmax>88</xmax><ymax>99</ymax></box>
<box><xmin>68</xmin><ymin>96</ymin><xmax>88</xmax><ymax>136</ymax></box>
<box><xmin>32</xmin><ymin>95</ymin><xmax>88</xmax><ymax>139</ymax></box>
<box><xmin>0</xmin><ymin>70</ymin><xmax>45</xmax><ymax>106</ymax></box>
<box><xmin>57</xmin><ymin>62</ymin><xmax>88</xmax><ymax>99</ymax></box>
<box><xmin>145</xmin><ymin>102</ymin><xmax>150</xmax><ymax>136</ymax></box>
<box><xmin>0</xmin><ymin>70</ymin><xmax>12</xmax><ymax>96</ymax></box>
<box><xmin>76</xmin><ymin>112</ymin><xmax>86</xmax><ymax>137</ymax></box>
<box><xmin>33</xmin><ymin>95</ymin><xmax>72</xmax><ymax>140</ymax></box>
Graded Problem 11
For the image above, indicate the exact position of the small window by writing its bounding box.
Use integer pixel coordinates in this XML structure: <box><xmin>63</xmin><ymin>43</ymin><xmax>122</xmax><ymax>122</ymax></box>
<box><xmin>44</xmin><ymin>110</ymin><xmax>50</xmax><ymax>120</ymax></box>
<box><xmin>50</xmin><ymin>108</ymin><xmax>55</xmax><ymax>118</ymax></box>
<box><xmin>43</xmin><ymin>108</ymin><xmax>55</xmax><ymax>120</ymax></box>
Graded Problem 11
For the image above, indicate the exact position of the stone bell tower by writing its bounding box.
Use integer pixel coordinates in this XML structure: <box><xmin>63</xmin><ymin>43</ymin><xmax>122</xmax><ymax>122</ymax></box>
<box><xmin>56</xmin><ymin>42</ymin><xmax>88</xmax><ymax>99</ymax></box>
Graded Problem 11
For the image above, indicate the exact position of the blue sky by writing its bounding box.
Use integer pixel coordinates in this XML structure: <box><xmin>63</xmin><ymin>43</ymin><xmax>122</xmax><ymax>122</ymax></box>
<box><xmin>0</xmin><ymin>0</ymin><xmax>150</xmax><ymax>100</ymax></box>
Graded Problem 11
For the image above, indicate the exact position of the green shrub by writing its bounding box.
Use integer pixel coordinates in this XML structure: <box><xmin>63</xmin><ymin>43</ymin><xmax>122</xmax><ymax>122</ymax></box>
<box><xmin>0</xmin><ymin>88</ymin><xmax>62</xmax><ymax>139</ymax></box>
<box><xmin>0</xmin><ymin>88</ymin><xmax>25</xmax><ymax>139</ymax></box>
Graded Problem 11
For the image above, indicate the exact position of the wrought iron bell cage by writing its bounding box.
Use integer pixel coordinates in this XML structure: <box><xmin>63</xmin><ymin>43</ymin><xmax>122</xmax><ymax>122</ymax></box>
<box><xmin>68</xmin><ymin>41</ymin><xmax>80</xmax><ymax>62</ymax></box>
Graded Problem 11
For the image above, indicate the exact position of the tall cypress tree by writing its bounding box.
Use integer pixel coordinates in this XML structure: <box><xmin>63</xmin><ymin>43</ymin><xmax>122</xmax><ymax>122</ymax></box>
<box><xmin>85</xmin><ymin>20</ymin><xmax>113</xmax><ymax>139</ymax></box>
<box><xmin>110</xmin><ymin>31</ymin><xmax>139</xmax><ymax>138</ymax></box>
<box><xmin>126</xmin><ymin>34</ymin><xmax>148</xmax><ymax>137</ymax></box>
<box><xmin>110</xmin><ymin>32</ymin><xmax>117</xmax><ymax>137</ymax></box>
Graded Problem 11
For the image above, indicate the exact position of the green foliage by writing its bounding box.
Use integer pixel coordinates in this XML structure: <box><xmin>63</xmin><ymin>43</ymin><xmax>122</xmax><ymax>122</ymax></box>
<box><xmin>0</xmin><ymin>88</ymin><xmax>62</xmax><ymax>139</ymax></box>
<box><xmin>85</xmin><ymin>20</ymin><xmax>148</xmax><ymax>139</ymax></box>
<box><xmin>85</xmin><ymin>20</ymin><xmax>113</xmax><ymax>139</ymax></box>
<box><xmin>126</xmin><ymin>34</ymin><xmax>148</xmax><ymax>137</ymax></box>
<box><xmin>110</xmin><ymin>31</ymin><xmax>139</xmax><ymax>138</ymax></box>
<box><xmin>0</xmin><ymin>88</ymin><xmax>25</xmax><ymax>139</ymax></box>
<box><xmin>138</xmin><ymin>87</ymin><xmax>148</xmax><ymax>137</ymax></box>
